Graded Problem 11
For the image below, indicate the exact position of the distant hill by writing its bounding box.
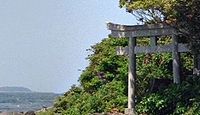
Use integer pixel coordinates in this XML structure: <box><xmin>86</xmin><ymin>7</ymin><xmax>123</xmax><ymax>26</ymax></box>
<box><xmin>0</xmin><ymin>86</ymin><xmax>32</xmax><ymax>92</ymax></box>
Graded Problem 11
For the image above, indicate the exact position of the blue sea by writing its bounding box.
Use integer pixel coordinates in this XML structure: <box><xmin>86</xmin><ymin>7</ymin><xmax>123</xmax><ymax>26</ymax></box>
<box><xmin>0</xmin><ymin>92</ymin><xmax>60</xmax><ymax>112</ymax></box>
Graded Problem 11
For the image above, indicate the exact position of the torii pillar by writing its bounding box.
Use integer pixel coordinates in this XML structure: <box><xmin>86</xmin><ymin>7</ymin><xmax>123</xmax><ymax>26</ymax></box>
<box><xmin>127</xmin><ymin>37</ymin><xmax>137</xmax><ymax>114</ymax></box>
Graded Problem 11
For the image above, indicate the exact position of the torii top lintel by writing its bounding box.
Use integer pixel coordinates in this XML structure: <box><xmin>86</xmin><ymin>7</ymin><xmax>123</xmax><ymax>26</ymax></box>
<box><xmin>107</xmin><ymin>22</ymin><xmax>177</xmax><ymax>38</ymax></box>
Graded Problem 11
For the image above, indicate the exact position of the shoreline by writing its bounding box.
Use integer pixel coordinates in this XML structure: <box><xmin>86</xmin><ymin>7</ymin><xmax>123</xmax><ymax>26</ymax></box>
<box><xmin>0</xmin><ymin>111</ymin><xmax>32</xmax><ymax>115</ymax></box>
<box><xmin>0</xmin><ymin>106</ymin><xmax>52</xmax><ymax>115</ymax></box>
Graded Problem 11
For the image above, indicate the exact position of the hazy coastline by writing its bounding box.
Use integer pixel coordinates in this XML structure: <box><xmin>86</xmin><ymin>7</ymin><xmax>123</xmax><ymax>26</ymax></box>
<box><xmin>0</xmin><ymin>87</ymin><xmax>60</xmax><ymax>113</ymax></box>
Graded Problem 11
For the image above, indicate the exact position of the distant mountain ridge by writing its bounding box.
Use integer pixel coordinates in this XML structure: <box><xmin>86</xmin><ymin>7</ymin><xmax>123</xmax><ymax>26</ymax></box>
<box><xmin>0</xmin><ymin>86</ymin><xmax>32</xmax><ymax>92</ymax></box>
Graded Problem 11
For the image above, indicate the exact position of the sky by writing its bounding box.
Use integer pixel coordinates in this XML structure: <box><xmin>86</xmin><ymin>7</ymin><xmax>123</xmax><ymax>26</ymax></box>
<box><xmin>0</xmin><ymin>0</ymin><xmax>137</xmax><ymax>93</ymax></box>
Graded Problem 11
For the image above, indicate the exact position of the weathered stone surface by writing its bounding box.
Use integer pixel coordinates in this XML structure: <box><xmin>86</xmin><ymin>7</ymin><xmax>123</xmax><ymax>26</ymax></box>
<box><xmin>107</xmin><ymin>22</ymin><xmax>177</xmax><ymax>37</ymax></box>
<box><xmin>0</xmin><ymin>112</ymin><xmax>24</xmax><ymax>115</ymax></box>
<box><xmin>24</xmin><ymin>111</ymin><xmax>35</xmax><ymax>115</ymax></box>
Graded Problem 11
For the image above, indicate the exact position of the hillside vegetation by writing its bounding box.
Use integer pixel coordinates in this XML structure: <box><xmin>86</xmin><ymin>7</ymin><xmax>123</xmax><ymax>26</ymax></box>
<box><xmin>49</xmin><ymin>37</ymin><xmax>200</xmax><ymax>115</ymax></box>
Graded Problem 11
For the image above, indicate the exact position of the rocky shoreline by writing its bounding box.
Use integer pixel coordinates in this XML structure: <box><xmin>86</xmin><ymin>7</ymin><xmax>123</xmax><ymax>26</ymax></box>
<box><xmin>0</xmin><ymin>111</ymin><xmax>36</xmax><ymax>115</ymax></box>
<box><xmin>0</xmin><ymin>106</ymin><xmax>52</xmax><ymax>115</ymax></box>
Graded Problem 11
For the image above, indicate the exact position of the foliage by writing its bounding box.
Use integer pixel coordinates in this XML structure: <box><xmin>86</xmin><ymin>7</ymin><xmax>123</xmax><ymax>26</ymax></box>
<box><xmin>119</xmin><ymin>0</ymin><xmax>177</xmax><ymax>23</ymax></box>
<box><xmin>174</xmin><ymin>0</ymin><xmax>200</xmax><ymax>54</ymax></box>
<box><xmin>136</xmin><ymin>37</ymin><xmax>173</xmax><ymax>95</ymax></box>
<box><xmin>119</xmin><ymin>0</ymin><xmax>200</xmax><ymax>56</ymax></box>
<box><xmin>54</xmin><ymin>38</ymin><xmax>129</xmax><ymax>114</ymax></box>
<box><xmin>54</xmin><ymin>81</ymin><xmax>127</xmax><ymax>115</ymax></box>
<box><xmin>94</xmin><ymin>80</ymin><xmax>127</xmax><ymax>112</ymax></box>
<box><xmin>54</xmin><ymin>85</ymin><xmax>83</xmax><ymax>113</ymax></box>
<box><xmin>53</xmin><ymin>36</ymin><xmax>193</xmax><ymax>114</ymax></box>
<box><xmin>136</xmin><ymin>93</ymin><xmax>168</xmax><ymax>114</ymax></box>
<box><xmin>136</xmin><ymin>76</ymin><xmax>200</xmax><ymax>114</ymax></box>
<box><xmin>79</xmin><ymin>37</ymin><xmax>128</xmax><ymax>93</ymax></box>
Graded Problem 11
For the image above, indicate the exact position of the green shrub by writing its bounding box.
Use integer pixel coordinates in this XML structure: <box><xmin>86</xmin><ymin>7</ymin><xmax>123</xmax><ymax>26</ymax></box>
<box><xmin>136</xmin><ymin>76</ymin><xmax>200</xmax><ymax>115</ymax></box>
<box><xmin>136</xmin><ymin>93</ymin><xmax>168</xmax><ymax>114</ymax></box>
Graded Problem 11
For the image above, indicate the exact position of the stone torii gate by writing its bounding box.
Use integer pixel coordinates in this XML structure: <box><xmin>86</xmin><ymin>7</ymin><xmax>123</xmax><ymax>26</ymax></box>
<box><xmin>107</xmin><ymin>23</ymin><xmax>190</xmax><ymax>114</ymax></box>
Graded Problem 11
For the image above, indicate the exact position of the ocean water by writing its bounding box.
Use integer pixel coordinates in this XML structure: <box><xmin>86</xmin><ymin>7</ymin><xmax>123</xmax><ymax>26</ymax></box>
<box><xmin>0</xmin><ymin>92</ymin><xmax>60</xmax><ymax>112</ymax></box>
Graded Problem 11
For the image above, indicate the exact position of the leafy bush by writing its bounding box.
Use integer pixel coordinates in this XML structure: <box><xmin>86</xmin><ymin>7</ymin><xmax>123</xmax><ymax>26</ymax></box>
<box><xmin>136</xmin><ymin>76</ymin><xmax>200</xmax><ymax>115</ymax></box>
<box><xmin>136</xmin><ymin>93</ymin><xmax>167</xmax><ymax>114</ymax></box>
<box><xmin>54</xmin><ymin>81</ymin><xmax>127</xmax><ymax>114</ymax></box>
